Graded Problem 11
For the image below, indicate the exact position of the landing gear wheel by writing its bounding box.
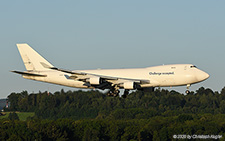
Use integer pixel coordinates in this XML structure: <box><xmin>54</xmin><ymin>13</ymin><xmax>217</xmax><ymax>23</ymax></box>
<box><xmin>122</xmin><ymin>89</ymin><xmax>129</xmax><ymax>98</ymax></box>
<box><xmin>113</xmin><ymin>93</ymin><xmax>119</xmax><ymax>97</ymax></box>
<box><xmin>113</xmin><ymin>90</ymin><xmax>120</xmax><ymax>97</ymax></box>
<box><xmin>122</xmin><ymin>94</ymin><xmax>127</xmax><ymax>98</ymax></box>
<box><xmin>107</xmin><ymin>93</ymin><xmax>112</xmax><ymax>96</ymax></box>
<box><xmin>106</xmin><ymin>85</ymin><xmax>120</xmax><ymax>97</ymax></box>
<box><xmin>185</xmin><ymin>90</ymin><xmax>190</xmax><ymax>94</ymax></box>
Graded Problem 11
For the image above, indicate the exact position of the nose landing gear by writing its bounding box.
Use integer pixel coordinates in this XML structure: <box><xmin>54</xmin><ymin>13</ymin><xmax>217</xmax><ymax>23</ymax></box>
<box><xmin>185</xmin><ymin>84</ymin><xmax>191</xmax><ymax>94</ymax></box>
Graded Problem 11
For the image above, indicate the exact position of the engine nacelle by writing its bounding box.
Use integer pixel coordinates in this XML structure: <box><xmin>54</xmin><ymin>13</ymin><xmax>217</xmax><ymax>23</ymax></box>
<box><xmin>86</xmin><ymin>77</ymin><xmax>102</xmax><ymax>85</ymax></box>
<box><xmin>123</xmin><ymin>81</ymin><xmax>136</xmax><ymax>89</ymax></box>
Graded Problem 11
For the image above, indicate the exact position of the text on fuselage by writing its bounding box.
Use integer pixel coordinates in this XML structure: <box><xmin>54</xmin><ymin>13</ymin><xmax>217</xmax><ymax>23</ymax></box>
<box><xmin>149</xmin><ymin>72</ymin><xmax>175</xmax><ymax>76</ymax></box>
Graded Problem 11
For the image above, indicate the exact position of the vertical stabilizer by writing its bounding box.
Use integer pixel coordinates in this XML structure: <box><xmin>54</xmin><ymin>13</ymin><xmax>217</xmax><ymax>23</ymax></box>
<box><xmin>16</xmin><ymin>44</ymin><xmax>54</xmax><ymax>71</ymax></box>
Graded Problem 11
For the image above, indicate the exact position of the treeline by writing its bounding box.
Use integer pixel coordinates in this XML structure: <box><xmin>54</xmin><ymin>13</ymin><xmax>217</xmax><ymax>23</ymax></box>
<box><xmin>2</xmin><ymin>87</ymin><xmax>225</xmax><ymax>140</ymax></box>
<box><xmin>0</xmin><ymin>99</ymin><xmax>6</xmax><ymax>110</ymax></box>
<box><xmin>5</xmin><ymin>87</ymin><xmax>225</xmax><ymax>120</ymax></box>
<box><xmin>0</xmin><ymin>114</ymin><xmax>224</xmax><ymax>140</ymax></box>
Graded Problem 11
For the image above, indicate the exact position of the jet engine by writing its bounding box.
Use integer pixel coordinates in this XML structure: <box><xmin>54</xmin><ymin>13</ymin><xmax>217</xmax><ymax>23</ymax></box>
<box><xmin>86</xmin><ymin>77</ymin><xmax>102</xmax><ymax>85</ymax></box>
<box><xmin>123</xmin><ymin>81</ymin><xmax>136</xmax><ymax>89</ymax></box>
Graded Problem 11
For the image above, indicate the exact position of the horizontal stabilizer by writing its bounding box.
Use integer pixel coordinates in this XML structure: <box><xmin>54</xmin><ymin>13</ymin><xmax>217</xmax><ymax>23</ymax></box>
<box><xmin>11</xmin><ymin>71</ymin><xmax>47</xmax><ymax>77</ymax></box>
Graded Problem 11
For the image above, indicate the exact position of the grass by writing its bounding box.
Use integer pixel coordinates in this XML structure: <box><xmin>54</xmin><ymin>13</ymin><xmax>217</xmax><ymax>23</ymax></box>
<box><xmin>0</xmin><ymin>112</ymin><xmax>35</xmax><ymax>121</ymax></box>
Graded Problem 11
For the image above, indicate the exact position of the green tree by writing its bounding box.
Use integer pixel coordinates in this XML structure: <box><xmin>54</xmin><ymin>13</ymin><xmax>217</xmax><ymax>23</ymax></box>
<box><xmin>8</xmin><ymin>112</ymin><xmax>19</xmax><ymax>120</ymax></box>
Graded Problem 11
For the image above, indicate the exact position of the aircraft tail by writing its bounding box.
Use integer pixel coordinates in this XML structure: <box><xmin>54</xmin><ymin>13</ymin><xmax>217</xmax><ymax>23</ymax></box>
<box><xmin>16</xmin><ymin>44</ymin><xmax>54</xmax><ymax>71</ymax></box>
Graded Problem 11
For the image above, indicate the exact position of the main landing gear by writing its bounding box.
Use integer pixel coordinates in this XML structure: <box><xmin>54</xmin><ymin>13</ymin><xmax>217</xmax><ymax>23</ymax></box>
<box><xmin>106</xmin><ymin>85</ymin><xmax>130</xmax><ymax>98</ymax></box>
<box><xmin>107</xmin><ymin>85</ymin><xmax>120</xmax><ymax>97</ymax></box>
<box><xmin>122</xmin><ymin>89</ymin><xmax>129</xmax><ymax>98</ymax></box>
<box><xmin>107</xmin><ymin>89</ymin><xmax>120</xmax><ymax>97</ymax></box>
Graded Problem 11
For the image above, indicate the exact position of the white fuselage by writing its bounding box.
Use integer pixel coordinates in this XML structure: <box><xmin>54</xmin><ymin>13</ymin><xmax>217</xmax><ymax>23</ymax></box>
<box><xmin>13</xmin><ymin>44</ymin><xmax>210</xmax><ymax>96</ymax></box>
<box><xmin>23</xmin><ymin>64</ymin><xmax>209</xmax><ymax>89</ymax></box>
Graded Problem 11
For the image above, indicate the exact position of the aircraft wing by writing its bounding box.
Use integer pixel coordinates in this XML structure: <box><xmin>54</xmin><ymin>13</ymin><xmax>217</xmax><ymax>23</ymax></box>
<box><xmin>51</xmin><ymin>67</ymin><xmax>87</xmax><ymax>75</ymax></box>
<box><xmin>88</xmin><ymin>74</ymin><xmax>150</xmax><ymax>84</ymax></box>
<box><xmin>51</xmin><ymin>67</ymin><xmax>150</xmax><ymax>84</ymax></box>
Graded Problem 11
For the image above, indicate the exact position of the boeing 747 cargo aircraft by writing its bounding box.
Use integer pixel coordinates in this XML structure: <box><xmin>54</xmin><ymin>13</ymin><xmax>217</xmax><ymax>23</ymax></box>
<box><xmin>12</xmin><ymin>44</ymin><xmax>209</xmax><ymax>98</ymax></box>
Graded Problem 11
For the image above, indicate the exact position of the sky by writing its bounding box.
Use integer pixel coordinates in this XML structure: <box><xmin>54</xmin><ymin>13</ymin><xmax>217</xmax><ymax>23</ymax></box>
<box><xmin>0</xmin><ymin>1</ymin><xmax>225</xmax><ymax>98</ymax></box>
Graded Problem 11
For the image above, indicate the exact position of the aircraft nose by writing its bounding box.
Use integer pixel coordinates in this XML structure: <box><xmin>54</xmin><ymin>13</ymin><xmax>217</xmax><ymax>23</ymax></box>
<box><xmin>197</xmin><ymin>71</ymin><xmax>209</xmax><ymax>82</ymax></box>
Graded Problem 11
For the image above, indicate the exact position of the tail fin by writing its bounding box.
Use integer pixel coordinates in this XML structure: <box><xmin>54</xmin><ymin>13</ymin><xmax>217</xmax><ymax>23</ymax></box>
<box><xmin>16</xmin><ymin>44</ymin><xmax>54</xmax><ymax>71</ymax></box>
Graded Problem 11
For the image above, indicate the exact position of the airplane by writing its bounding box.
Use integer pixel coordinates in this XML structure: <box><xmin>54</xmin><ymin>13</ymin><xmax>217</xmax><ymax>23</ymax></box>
<box><xmin>12</xmin><ymin>44</ymin><xmax>209</xmax><ymax>98</ymax></box>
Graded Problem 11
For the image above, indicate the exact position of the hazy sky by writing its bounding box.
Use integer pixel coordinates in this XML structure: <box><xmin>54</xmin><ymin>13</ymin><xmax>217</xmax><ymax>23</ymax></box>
<box><xmin>1</xmin><ymin>1</ymin><xmax>225</xmax><ymax>98</ymax></box>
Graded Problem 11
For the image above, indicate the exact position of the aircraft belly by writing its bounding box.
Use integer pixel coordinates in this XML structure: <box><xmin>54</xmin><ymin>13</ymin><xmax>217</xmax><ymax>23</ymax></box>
<box><xmin>149</xmin><ymin>75</ymin><xmax>189</xmax><ymax>87</ymax></box>
<box><xmin>161</xmin><ymin>78</ymin><xmax>175</xmax><ymax>86</ymax></box>
<box><xmin>46</xmin><ymin>76</ymin><xmax>88</xmax><ymax>88</ymax></box>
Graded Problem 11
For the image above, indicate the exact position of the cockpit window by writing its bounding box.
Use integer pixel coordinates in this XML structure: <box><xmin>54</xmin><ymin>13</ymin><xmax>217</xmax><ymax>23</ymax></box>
<box><xmin>190</xmin><ymin>65</ymin><xmax>197</xmax><ymax>68</ymax></box>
